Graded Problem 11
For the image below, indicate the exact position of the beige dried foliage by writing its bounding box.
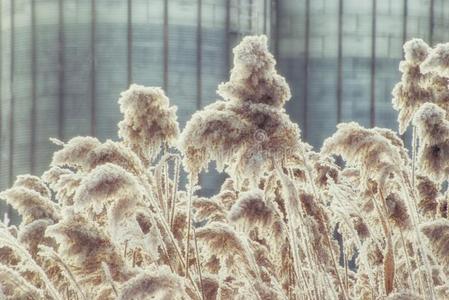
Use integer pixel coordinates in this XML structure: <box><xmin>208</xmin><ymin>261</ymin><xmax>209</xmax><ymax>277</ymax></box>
<box><xmin>321</xmin><ymin>122</ymin><xmax>403</xmax><ymax>190</ymax></box>
<box><xmin>313</xmin><ymin>157</ymin><xmax>340</xmax><ymax>188</ymax></box>
<box><xmin>51</xmin><ymin>136</ymin><xmax>101</xmax><ymax>170</ymax></box>
<box><xmin>198</xmin><ymin>274</ymin><xmax>219</xmax><ymax>300</ymax></box>
<box><xmin>416</xmin><ymin>175</ymin><xmax>439</xmax><ymax>217</ymax></box>
<box><xmin>373</xmin><ymin>127</ymin><xmax>410</xmax><ymax>164</ymax></box>
<box><xmin>51</xmin><ymin>169</ymin><xmax>83</xmax><ymax>206</ymax></box>
<box><xmin>228</xmin><ymin>189</ymin><xmax>273</xmax><ymax>229</ymax></box>
<box><xmin>385</xmin><ymin>193</ymin><xmax>411</xmax><ymax>230</ymax></box>
<box><xmin>46</xmin><ymin>212</ymin><xmax>129</xmax><ymax>286</ymax></box>
<box><xmin>52</xmin><ymin>137</ymin><xmax>145</xmax><ymax>178</ymax></box>
<box><xmin>0</xmin><ymin>265</ymin><xmax>45</xmax><ymax>299</ymax></box>
<box><xmin>2</xmin><ymin>35</ymin><xmax>449</xmax><ymax>300</ymax></box>
<box><xmin>435</xmin><ymin>283</ymin><xmax>449</xmax><ymax>299</ymax></box>
<box><xmin>392</xmin><ymin>39</ymin><xmax>432</xmax><ymax>134</ymax></box>
<box><xmin>196</xmin><ymin>222</ymin><xmax>249</xmax><ymax>259</ymax></box>
<box><xmin>0</xmin><ymin>245</ymin><xmax>19</xmax><ymax>266</ymax></box>
<box><xmin>195</xmin><ymin>222</ymin><xmax>260</xmax><ymax>279</ymax></box>
<box><xmin>179</xmin><ymin>100</ymin><xmax>250</xmax><ymax>177</ymax></box>
<box><xmin>13</xmin><ymin>175</ymin><xmax>51</xmax><ymax>199</ymax></box>
<box><xmin>217</xmin><ymin>35</ymin><xmax>291</xmax><ymax>108</ymax></box>
<box><xmin>18</xmin><ymin>219</ymin><xmax>55</xmax><ymax>258</ymax></box>
<box><xmin>85</xmin><ymin>140</ymin><xmax>145</xmax><ymax>176</ymax></box>
<box><xmin>118</xmin><ymin>84</ymin><xmax>179</xmax><ymax>165</ymax></box>
<box><xmin>118</xmin><ymin>266</ymin><xmax>186</xmax><ymax>300</ymax></box>
<box><xmin>74</xmin><ymin>163</ymin><xmax>143</xmax><ymax>214</ymax></box>
<box><xmin>192</xmin><ymin>197</ymin><xmax>226</xmax><ymax>223</ymax></box>
<box><xmin>352</xmin><ymin>215</ymin><xmax>370</xmax><ymax>240</ymax></box>
<box><xmin>386</xmin><ymin>291</ymin><xmax>424</xmax><ymax>300</ymax></box>
<box><xmin>0</xmin><ymin>186</ymin><xmax>59</xmax><ymax>225</ymax></box>
<box><xmin>421</xmin><ymin>42</ymin><xmax>449</xmax><ymax>78</ymax></box>
<box><xmin>439</xmin><ymin>197</ymin><xmax>448</xmax><ymax>219</ymax></box>
<box><xmin>180</xmin><ymin>35</ymin><xmax>301</xmax><ymax>183</ymax></box>
<box><xmin>41</xmin><ymin>165</ymin><xmax>73</xmax><ymax>188</ymax></box>
<box><xmin>420</xmin><ymin>218</ymin><xmax>449</xmax><ymax>268</ymax></box>
<box><xmin>413</xmin><ymin>102</ymin><xmax>449</xmax><ymax>182</ymax></box>
<box><xmin>392</xmin><ymin>39</ymin><xmax>449</xmax><ymax>137</ymax></box>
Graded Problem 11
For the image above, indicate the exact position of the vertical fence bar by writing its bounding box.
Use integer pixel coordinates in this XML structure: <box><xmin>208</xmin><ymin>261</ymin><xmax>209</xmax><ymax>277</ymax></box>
<box><xmin>127</xmin><ymin>0</ymin><xmax>132</xmax><ymax>85</ymax></box>
<box><xmin>429</xmin><ymin>0</ymin><xmax>434</xmax><ymax>45</ymax></box>
<box><xmin>163</xmin><ymin>0</ymin><xmax>168</xmax><ymax>91</ymax></box>
<box><xmin>196</xmin><ymin>0</ymin><xmax>202</xmax><ymax>109</ymax></box>
<box><xmin>303</xmin><ymin>0</ymin><xmax>310</xmax><ymax>139</ymax></box>
<box><xmin>58</xmin><ymin>0</ymin><xmax>65</xmax><ymax>140</ymax></box>
<box><xmin>225</xmin><ymin>0</ymin><xmax>231</xmax><ymax>73</ymax></box>
<box><xmin>8</xmin><ymin>0</ymin><xmax>14</xmax><ymax>186</ymax></box>
<box><xmin>90</xmin><ymin>0</ymin><xmax>96</xmax><ymax>136</ymax></box>
<box><xmin>370</xmin><ymin>0</ymin><xmax>377</xmax><ymax>127</ymax></box>
<box><xmin>402</xmin><ymin>0</ymin><xmax>408</xmax><ymax>49</ymax></box>
<box><xmin>336</xmin><ymin>0</ymin><xmax>343</xmax><ymax>124</ymax></box>
<box><xmin>8</xmin><ymin>0</ymin><xmax>15</xmax><ymax>221</ymax></box>
<box><xmin>249</xmin><ymin>0</ymin><xmax>253</xmax><ymax>32</ymax></box>
<box><xmin>263</xmin><ymin>0</ymin><xmax>267</xmax><ymax>34</ymax></box>
<box><xmin>0</xmin><ymin>0</ymin><xmax>2</xmax><ymax>189</ymax></box>
<box><xmin>30</xmin><ymin>0</ymin><xmax>37</xmax><ymax>174</ymax></box>
<box><xmin>273</xmin><ymin>0</ymin><xmax>279</xmax><ymax>58</ymax></box>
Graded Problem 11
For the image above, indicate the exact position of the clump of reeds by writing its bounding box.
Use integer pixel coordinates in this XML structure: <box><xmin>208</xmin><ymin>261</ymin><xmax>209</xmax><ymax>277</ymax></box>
<box><xmin>0</xmin><ymin>35</ymin><xmax>448</xmax><ymax>300</ymax></box>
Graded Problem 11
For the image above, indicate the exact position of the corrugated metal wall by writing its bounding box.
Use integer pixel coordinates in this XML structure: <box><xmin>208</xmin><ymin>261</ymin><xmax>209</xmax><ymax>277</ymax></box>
<box><xmin>277</xmin><ymin>0</ymin><xmax>449</xmax><ymax>148</ymax></box>
<box><xmin>1</xmin><ymin>0</ymin><xmax>449</xmax><ymax>203</ymax></box>
<box><xmin>0</xmin><ymin>0</ymin><xmax>271</xmax><ymax>200</ymax></box>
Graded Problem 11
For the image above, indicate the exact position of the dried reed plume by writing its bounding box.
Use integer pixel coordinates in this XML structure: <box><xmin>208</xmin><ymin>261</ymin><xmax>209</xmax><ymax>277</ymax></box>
<box><xmin>321</xmin><ymin>122</ymin><xmax>403</xmax><ymax>189</ymax></box>
<box><xmin>73</xmin><ymin>163</ymin><xmax>142</xmax><ymax>214</ymax></box>
<box><xmin>392</xmin><ymin>38</ymin><xmax>431</xmax><ymax>134</ymax></box>
<box><xmin>1</xmin><ymin>35</ymin><xmax>449</xmax><ymax>300</ymax></box>
<box><xmin>0</xmin><ymin>185</ymin><xmax>60</xmax><ymax>225</ymax></box>
<box><xmin>420</xmin><ymin>219</ymin><xmax>449</xmax><ymax>268</ymax></box>
<box><xmin>118</xmin><ymin>84</ymin><xmax>180</xmax><ymax>165</ymax></box>
<box><xmin>413</xmin><ymin>102</ymin><xmax>449</xmax><ymax>182</ymax></box>
<box><xmin>228</xmin><ymin>189</ymin><xmax>273</xmax><ymax>228</ymax></box>
<box><xmin>180</xmin><ymin>35</ymin><xmax>301</xmax><ymax>184</ymax></box>
<box><xmin>118</xmin><ymin>266</ymin><xmax>186</xmax><ymax>300</ymax></box>
<box><xmin>421</xmin><ymin>42</ymin><xmax>449</xmax><ymax>78</ymax></box>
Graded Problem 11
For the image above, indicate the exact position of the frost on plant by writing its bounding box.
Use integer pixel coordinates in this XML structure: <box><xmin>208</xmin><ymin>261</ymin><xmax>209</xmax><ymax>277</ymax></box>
<box><xmin>392</xmin><ymin>39</ymin><xmax>449</xmax><ymax>135</ymax></box>
<box><xmin>0</xmin><ymin>35</ymin><xmax>449</xmax><ymax>300</ymax></box>
<box><xmin>179</xmin><ymin>35</ymin><xmax>301</xmax><ymax>185</ymax></box>
<box><xmin>118</xmin><ymin>84</ymin><xmax>180</xmax><ymax>166</ymax></box>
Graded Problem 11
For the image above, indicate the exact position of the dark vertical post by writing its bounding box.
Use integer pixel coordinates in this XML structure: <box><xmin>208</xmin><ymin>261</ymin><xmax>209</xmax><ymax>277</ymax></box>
<box><xmin>58</xmin><ymin>0</ymin><xmax>65</xmax><ymax>140</ymax></box>
<box><xmin>370</xmin><ymin>0</ymin><xmax>376</xmax><ymax>128</ymax></box>
<box><xmin>336</xmin><ymin>0</ymin><xmax>343</xmax><ymax>124</ymax></box>
<box><xmin>225</xmin><ymin>0</ymin><xmax>231</xmax><ymax>73</ymax></box>
<box><xmin>90</xmin><ymin>0</ymin><xmax>96</xmax><ymax>136</ymax></box>
<box><xmin>0</xmin><ymin>0</ymin><xmax>2</xmax><ymax>189</ymax></box>
<box><xmin>400</xmin><ymin>0</ymin><xmax>408</xmax><ymax>142</ymax></box>
<box><xmin>30</xmin><ymin>0</ymin><xmax>36</xmax><ymax>174</ymax></box>
<box><xmin>237</xmin><ymin>0</ymin><xmax>241</xmax><ymax>37</ymax></box>
<box><xmin>197</xmin><ymin>0</ymin><xmax>203</xmax><ymax>189</ymax></box>
<box><xmin>263</xmin><ymin>0</ymin><xmax>267</xmax><ymax>34</ymax></box>
<box><xmin>402</xmin><ymin>0</ymin><xmax>408</xmax><ymax>50</ymax></box>
<box><xmin>303</xmin><ymin>0</ymin><xmax>310</xmax><ymax>139</ymax></box>
<box><xmin>273</xmin><ymin>0</ymin><xmax>280</xmax><ymax>58</ymax></box>
<box><xmin>429</xmin><ymin>0</ymin><xmax>434</xmax><ymax>45</ymax></box>
<box><xmin>127</xmin><ymin>0</ymin><xmax>132</xmax><ymax>85</ymax></box>
<box><xmin>163</xmin><ymin>0</ymin><xmax>168</xmax><ymax>91</ymax></box>
<box><xmin>8</xmin><ymin>0</ymin><xmax>15</xmax><ymax>222</ymax></box>
<box><xmin>197</xmin><ymin>0</ymin><xmax>202</xmax><ymax>109</ymax></box>
<box><xmin>249</xmin><ymin>0</ymin><xmax>253</xmax><ymax>32</ymax></box>
<box><xmin>8</xmin><ymin>0</ymin><xmax>14</xmax><ymax>187</ymax></box>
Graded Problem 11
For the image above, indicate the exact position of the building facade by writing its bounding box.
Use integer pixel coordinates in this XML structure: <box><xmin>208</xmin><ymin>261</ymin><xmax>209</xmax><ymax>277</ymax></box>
<box><xmin>1</xmin><ymin>0</ymin><xmax>449</xmax><ymax>198</ymax></box>
<box><xmin>0</xmin><ymin>0</ymin><xmax>272</xmax><ymax>197</ymax></box>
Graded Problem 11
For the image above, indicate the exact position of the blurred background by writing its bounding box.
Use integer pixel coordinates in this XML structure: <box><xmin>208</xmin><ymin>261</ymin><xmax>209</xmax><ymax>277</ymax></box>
<box><xmin>1</xmin><ymin>0</ymin><xmax>449</xmax><ymax>197</ymax></box>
